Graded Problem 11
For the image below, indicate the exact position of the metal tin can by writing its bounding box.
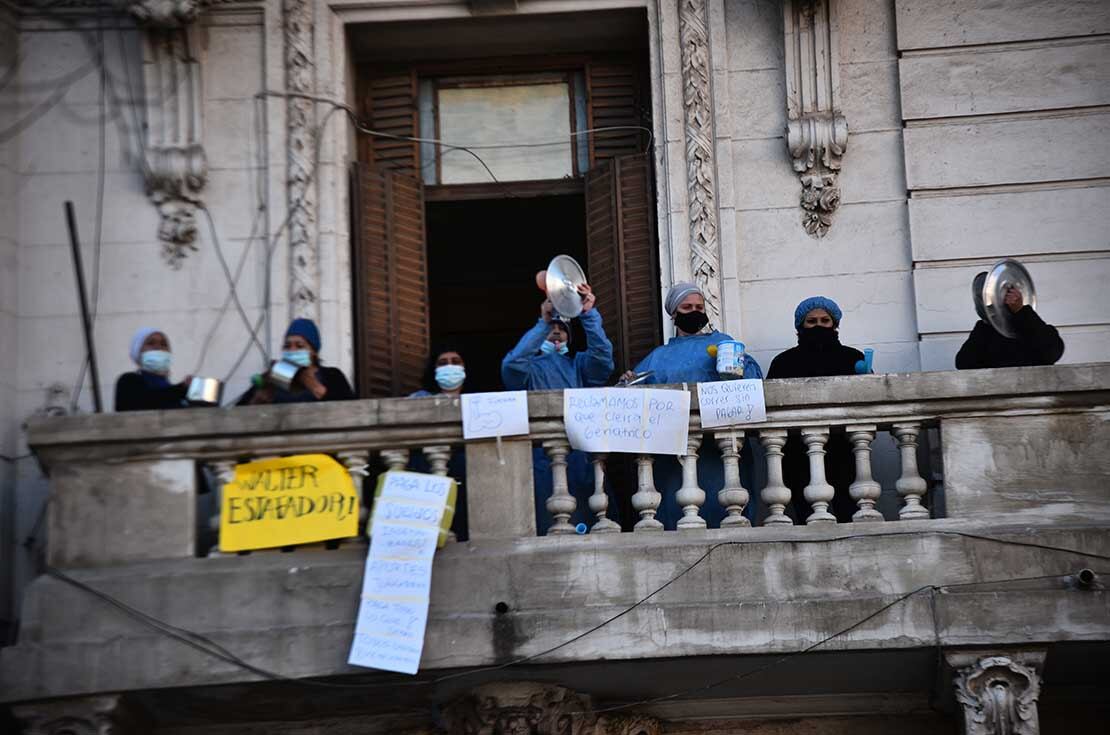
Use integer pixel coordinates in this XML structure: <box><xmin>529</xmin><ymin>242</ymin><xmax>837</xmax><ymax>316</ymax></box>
<box><xmin>715</xmin><ymin>340</ymin><xmax>746</xmax><ymax>378</ymax></box>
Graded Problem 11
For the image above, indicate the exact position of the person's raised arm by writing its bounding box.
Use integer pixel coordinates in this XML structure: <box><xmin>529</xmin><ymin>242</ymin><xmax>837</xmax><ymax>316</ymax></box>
<box><xmin>955</xmin><ymin>321</ymin><xmax>993</xmax><ymax>370</ymax></box>
<box><xmin>1011</xmin><ymin>305</ymin><xmax>1065</xmax><ymax>365</ymax></box>
<box><xmin>574</xmin><ymin>284</ymin><xmax>615</xmax><ymax>387</ymax></box>
<box><xmin>500</xmin><ymin>300</ymin><xmax>554</xmax><ymax>390</ymax></box>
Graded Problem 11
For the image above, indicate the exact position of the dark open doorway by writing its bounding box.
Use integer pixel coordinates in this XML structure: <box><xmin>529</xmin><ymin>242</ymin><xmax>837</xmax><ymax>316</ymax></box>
<box><xmin>426</xmin><ymin>194</ymin><xmax>589</xmax><ymax>394</ymax></box>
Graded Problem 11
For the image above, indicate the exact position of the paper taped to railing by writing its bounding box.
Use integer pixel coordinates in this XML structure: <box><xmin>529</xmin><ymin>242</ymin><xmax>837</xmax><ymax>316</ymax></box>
<box><xmin>218</xmin><ymin>454</ymin><xmax>359</xmax><ymax>552</ymax></box>
<box><xmin>349</xmin><ymin>471</ymin><xmax>453</xmax><ymax>675</ymax></box>
<box><xmin>564</xmin><ymin>388</ymin><xmax>690</xmax><ymax>455</ymax></box>
<box><xmin>462</xmin><ymin>390</ymin><xmax>529</xmax><ymax>440</ymax></box>
<box><xmin>697</xmin><ymin>379</ymin><xmax>767</xmax><ymax>428</ymax></box>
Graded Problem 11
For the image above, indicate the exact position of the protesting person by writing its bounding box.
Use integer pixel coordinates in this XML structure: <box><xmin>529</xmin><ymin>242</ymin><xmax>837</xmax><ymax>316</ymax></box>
<box><xmin>238</xmin><ymin>318</ymin><xmax>355</xmax><ymax>405</ymax></box>
<box><xmin>115</xmin><ymin>327</ymin><xmax>192</xmax><ymax>411</ymax></box>
<box><xmin>955</xmin><ymin>274</ymin><xmax>1064</xmax><ymax>369</ymax></box>
<box><xmin>622</xmin><ymin>282</ymin><xmax>762</xmax><ymax>530</ymax></box>
<box><xmin>767</xmin><ymin>296</ymin><xmax>864</xmax><ymax>523</ymax></box>
<box><xmin>501</xmin><ymin>281</ymin><xmax>615</xmax><ymax>534</ymax></box>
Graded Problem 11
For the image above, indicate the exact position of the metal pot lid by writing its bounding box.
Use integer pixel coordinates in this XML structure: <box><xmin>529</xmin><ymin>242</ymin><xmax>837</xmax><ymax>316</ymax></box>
<box><xmin>982</xmin><ymin>258</ymin><xmax>1036</xmax><ymax>339</ymax></box>
<box><xmin>545</xmin><ymin>254</ymin><xmax>587</xmax><ymax>321</ymax></box>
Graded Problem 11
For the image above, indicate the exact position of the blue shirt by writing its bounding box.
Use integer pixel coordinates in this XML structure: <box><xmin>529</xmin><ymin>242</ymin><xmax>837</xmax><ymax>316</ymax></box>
<box><xmin>501</xmin><ymin>309</ymin><xmax>615</xmax><ymax>391</ymax></box>
<box><xmin>633</xmin><ymin>330</ymin><xmax>763</xmax><ymax>384</ymax></box>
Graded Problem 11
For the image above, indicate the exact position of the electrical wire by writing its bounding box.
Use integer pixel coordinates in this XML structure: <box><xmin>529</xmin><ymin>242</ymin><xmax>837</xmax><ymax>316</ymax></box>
<box><xmin>39</xmin><ymin>531</ymin><xmax>1110</xmax><ymax>695</ymax></box>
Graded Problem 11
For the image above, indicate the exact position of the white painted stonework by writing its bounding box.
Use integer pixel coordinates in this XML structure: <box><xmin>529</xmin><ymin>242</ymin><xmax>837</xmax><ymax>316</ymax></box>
<box><xmin>0</xmin><ymin>0</ymin><xmax>1105</xmax><ymax>639</ymax></box>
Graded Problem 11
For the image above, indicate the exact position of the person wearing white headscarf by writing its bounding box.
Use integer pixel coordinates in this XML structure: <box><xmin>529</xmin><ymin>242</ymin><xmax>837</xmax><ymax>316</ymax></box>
<box><xmin>114</xmin><ymin>327</ymin><xmax>192</xmax><ymax>411</ymax></box>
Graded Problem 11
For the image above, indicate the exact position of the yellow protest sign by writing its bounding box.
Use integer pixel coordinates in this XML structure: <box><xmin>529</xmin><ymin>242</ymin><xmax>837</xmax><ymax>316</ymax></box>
<box><xmin>219</xmin><ymin>453</ymin><xmax>359</xmax><ymax>551</ymax></box>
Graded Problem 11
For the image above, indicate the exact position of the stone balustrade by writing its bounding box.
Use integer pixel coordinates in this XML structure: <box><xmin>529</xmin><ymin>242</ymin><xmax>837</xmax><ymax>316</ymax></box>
<box><xmin>24</xmin><ymin>363</ymin><xmax>1110</xmax><ymax>568</ymax></box>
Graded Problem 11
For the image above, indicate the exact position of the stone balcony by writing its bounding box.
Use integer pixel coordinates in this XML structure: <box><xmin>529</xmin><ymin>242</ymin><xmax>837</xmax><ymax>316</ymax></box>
<box><xmin>3</xmin><ymin>364</ymin><xmax>1109</xmax><ymax>730</ymax></box>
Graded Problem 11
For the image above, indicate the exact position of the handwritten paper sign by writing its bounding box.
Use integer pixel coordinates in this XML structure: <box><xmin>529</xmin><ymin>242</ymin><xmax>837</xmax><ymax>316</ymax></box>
<box><xmin>218</xmin><ymin>454</ymin><xmax>358</xmax><ymax>552</ymax></box>
<box><xmin>349</xmin><ymin>471</ymin><xmax>453</xmax><ymax>675</ymax></box>
<box><xmin>564</xmin><ymin>388</ymin><xmax>690</xmax><ymax>455</ymax></box>
<box><xmin>696</xmin><ymin>379</ymin><xmax>767</xmax><ymax>428</ymax></box>
<box><xmin>461</xmin><ymin>390</ymin><xmax>529</xmax><ymax>440</ymax></box>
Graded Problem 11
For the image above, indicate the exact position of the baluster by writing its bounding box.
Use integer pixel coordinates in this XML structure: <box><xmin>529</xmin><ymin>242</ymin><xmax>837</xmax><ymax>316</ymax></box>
<box><xmin>543</xmin><ymin>439</ymin><xmax>576</xmax><ymax>535</ymax></box>
<box><xmin>206</xmin><ymin>459</ymin><xmax>236</xmax><ymax>556</ymax></box>
<box><xmin>336</xmin><ymin>449</ymin><xmax>371</xmax><ymax>544</ymax></box>
<box><xmin>716</xmin><ymin>431</ymin><xmax>751</xmax><ymax>527</ymax></box>
<box><xmin>380</xmin><ymin>448</ymin><xmax>410</xmax><ymax>473</ymax></box>
<box><xmin>675</xmin><ymin>435</ymin><xmax>706</xmax><ymax>530</ymax></box>
<box><xmin>802</xmin><ymin>427</ymin><xmax>836</xmax><ymax>524</ymax></box>
<box><xmin>631</xmin><ymin>454</ymin><xmax>663</xmax><ymax>531</ymax></box>
<box><xmin>759</xmin><ymin>429</ymin><xmax>793</xmax><ymax>526</ymax></box>
<box><xmin>588</xmin><ymin>454</ymin><xmax>620</xmax><ymax>533</ymax></box>
<box><xmin>846</xmin><ymin>425</ymin><xmax>883</xmax><ymax>522</ymax></box>
<box><xmin>893</xmin><ymin>423</ymin><xmax>930</xmax><ymax>520</ymax></box>
<box><xmin>422</xmin><ymin>445</ymin><xmax>457</xmax><ymax>542</ymax></box>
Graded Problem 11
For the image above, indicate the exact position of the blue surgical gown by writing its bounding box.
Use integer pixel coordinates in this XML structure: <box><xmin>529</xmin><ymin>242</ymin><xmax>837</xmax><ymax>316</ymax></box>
<box><xmin>632</xmin><ymin>329</ymin><xmax>762</xmax><ymax>528</ymax></box>
<box><xmin>501</xmin><ymin>309</ymin><xmax>616</xmax><ymax>534</ymax></box>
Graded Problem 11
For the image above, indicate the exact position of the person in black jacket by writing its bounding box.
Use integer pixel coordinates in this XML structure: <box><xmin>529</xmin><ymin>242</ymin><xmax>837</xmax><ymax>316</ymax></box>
<box><xmin>238</xmin><ymin>318</ymin><xmax>355</xmax><ymax>405</ymax></box>
<box><xmin>114</xmin><ymin>327</ymin><xmax>191</xmax><ymax>411</ymax></box>
<box><xmin>955</xmin><ymin>275</ymin><xmax>1064</xmax><ymax>369</ymax></box>
<box><xmin>767</xmin><ymin>297</ymin><xmax>866</xmax><ymax>523</ymax></box>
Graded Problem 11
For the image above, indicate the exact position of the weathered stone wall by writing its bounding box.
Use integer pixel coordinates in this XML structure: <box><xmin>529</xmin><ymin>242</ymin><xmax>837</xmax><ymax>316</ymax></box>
<box><xmin>722</xmin><ymin>0</ymin><xmax>920</xmax><ymax>375</ymax></box>
<box><xmin>895</xmin><ymin>0</ymin><xmax>1110</xmax><ymax>369</ymax></box>
<box><xmin>0</xmin><ymin>1</ymin><xmax>20</xmax><ymax>642</ymax></box>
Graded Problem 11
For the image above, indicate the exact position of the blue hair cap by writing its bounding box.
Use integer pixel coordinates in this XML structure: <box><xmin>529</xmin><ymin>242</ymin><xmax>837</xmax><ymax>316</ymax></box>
<box><xmin>285</xmin><ymin>317</ymin><xmax>321</xmax><ymax>352</ymax></box>
<box><xmin>794</xmin><ymin>296</ymin><xmax>843</xmax><ymax>329</ymax></box>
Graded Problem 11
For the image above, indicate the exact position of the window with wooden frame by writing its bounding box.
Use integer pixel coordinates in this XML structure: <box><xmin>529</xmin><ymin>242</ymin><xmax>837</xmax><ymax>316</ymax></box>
<box><xmin>352</xmin><ymin>53</ymin><xmax>656</xmax><ymax>398</ymax></box>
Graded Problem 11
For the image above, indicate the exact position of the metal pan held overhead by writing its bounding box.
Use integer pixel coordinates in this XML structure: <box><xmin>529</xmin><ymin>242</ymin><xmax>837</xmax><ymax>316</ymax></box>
<box><xmin>981</xmin><ymin>258</ymin><xmax>1037</xmax><ymax>339</ymax></box>
<box><xmin>545</xmin><ymin>254</ymin><xmax>587</xmax><ymax>321</ymax></box>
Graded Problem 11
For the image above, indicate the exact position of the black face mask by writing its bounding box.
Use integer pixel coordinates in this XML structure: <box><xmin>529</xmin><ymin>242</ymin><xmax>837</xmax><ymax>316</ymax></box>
<box><xmin>798</xmin><ymin>325</ymin><xmax>839</xmax><ymax>350</ymax></box>
<box><xmin>674</xmin><ymin>310</ymin><xmax>709</xmax><ymax>334</ymax></box>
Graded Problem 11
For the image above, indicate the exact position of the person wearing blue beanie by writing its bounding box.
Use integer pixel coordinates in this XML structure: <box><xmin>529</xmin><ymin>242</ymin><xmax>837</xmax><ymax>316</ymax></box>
<box><xmin>768</xmin><ymin>296</ymin><xmax>867</xmax><ymax>524</ymax></box>
<box><xmin>238</xmin><ymin>318</ymin><xmax>355</xmax><ymax>405</ymax></box>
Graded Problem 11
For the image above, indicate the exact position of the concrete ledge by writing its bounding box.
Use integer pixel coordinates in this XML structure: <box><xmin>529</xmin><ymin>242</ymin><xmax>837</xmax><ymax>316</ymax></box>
<box><xmin>3</xmin><ymin>519</ymin><xmax>1107</xmax><ymax>702</ymax></box>
<box><xmin>25</xmin><ymin>364</ymin><xmax>1110</xmax><ymax>462</ymax></box>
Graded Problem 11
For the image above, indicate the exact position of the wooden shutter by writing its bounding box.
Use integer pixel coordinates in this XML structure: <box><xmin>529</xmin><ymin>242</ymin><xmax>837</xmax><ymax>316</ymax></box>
<box><xmin>585</xmin><ymin>153</ymin><xmax>660</xmax><ymax>372</ymax></box>
<box><xmin>351</xmin><ymin>163</ymin><xmax>429</xmax><ymax>398</ymax></box>
<box><xmin>586</xmin><ymin>60</ymin><xmax>648</xmax><ymax>167</ymax></box>
<box><xmin>360</xmin><ymin>70</ymin><xmax>420</xmax><ymax>175</ymax></box>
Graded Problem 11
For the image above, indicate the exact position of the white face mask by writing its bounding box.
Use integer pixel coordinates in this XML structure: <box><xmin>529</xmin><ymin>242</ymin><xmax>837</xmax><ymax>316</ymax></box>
<box><xmin>140</xmin><ymin>350</ymin><xmax>172</xmax><ymax>375</ymax></box>
<box><xmin>435</xmin><ymin>364</ymin><xmax>466</xmax><ymax>390</ymax></box>
<box><xmin>282</xmin><ymin>349</ymin><xmax>313</xmax><ymax>368</ymax></box>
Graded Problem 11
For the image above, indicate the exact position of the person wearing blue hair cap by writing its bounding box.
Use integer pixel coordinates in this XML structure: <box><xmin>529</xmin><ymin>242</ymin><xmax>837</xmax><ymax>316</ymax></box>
<box><xmin>768</xmin><ymin>296</ymin><xmax>867</xmax><ymax>524</ymax></box>
<box><xmin>238</xmin><ymin>318</ymin><xmax>355</xmax><ymax>405</ymax></box>
<box><xmin>768</xmin><ymin>296</ymin><xmax>863</xmax><ymax>379</ymax></box>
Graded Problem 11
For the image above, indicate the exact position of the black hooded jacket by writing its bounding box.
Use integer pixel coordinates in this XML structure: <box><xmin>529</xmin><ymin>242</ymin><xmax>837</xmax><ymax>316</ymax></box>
<box><xmin>955</xmin><ymin>306</ymin><xmax>1064</xmax><ymax>369</ymax></box>
<box><xmin>767</xmin><ymin>330</ymin><xmax>865</xmax><ymax>379</ymax></box>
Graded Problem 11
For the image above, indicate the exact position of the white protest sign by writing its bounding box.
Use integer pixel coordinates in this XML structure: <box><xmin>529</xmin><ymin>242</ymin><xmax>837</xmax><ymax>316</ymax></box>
<box><xmin>696</xmin><ymin>379</ymin><xmax>768</xmax><ymax>429</ymax></box>
<box><xmin>349</xmin><ymin>471</ymin><xmax>451</xmax><ymax>675</ymax></box>
<box><xmin>564</xmin><ymin>388</ymin><xmax>690</xmax><ymax>455</ymax></box>
<box><xmin>461</xmin><ymin>390</ymin><xmax>530</xmax><ymax>440</ymax></box>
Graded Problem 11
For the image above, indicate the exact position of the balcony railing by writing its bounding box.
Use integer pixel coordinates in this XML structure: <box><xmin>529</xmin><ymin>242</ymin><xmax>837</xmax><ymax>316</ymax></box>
<box><xmin>27</xmin><ymin>363</ymin><xmax>1110</xmax><ymax>569</ymax></box>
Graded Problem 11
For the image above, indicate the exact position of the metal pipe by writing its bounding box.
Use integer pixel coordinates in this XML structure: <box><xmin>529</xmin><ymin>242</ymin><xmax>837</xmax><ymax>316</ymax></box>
<box><xmin>64</xmin><ymin>201</ymin><xmax>104</xmax><ymax>414</ymax></box>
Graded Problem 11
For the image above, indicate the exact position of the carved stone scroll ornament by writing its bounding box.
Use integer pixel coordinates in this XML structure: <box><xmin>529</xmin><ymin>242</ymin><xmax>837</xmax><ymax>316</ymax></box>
<box><xmin>14</xmin><ymin>694</ymin><xmax>144</xmax><ymax>735</ymax></box>
<box><xmin>783</xmin><ymin>0</ymin><xmax>848</xmax><ymax>238</ymax></box>
<box><xmin>438</xmin><ymin>682</ymin><xmax>661</xmax><ymax>735</ymax></box>
<box><xmin>678</xmin><ymin>0</ymin><xmax>722</xmax><ymax>326</ymax></box>
<box><xmin>120</xmin><ymin>1</ymin><xmax>209</xmax><ymax>267</ymax></box>
<box><xmin>953</xmin><ymin>656</ymin><xmax>1043</xmax><ymax>735</ymax></box>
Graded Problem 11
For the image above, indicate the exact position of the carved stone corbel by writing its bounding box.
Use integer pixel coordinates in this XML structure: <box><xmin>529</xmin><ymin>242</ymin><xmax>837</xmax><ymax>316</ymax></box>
<box><xmin>947</xmin><ymin>651</ymin><xmax>1045</xmax><ymax>735</ymax></box>
<box><xmin>439</xmin><ymin>682</ymin><xmax>661</xmax><ymax>735</ymax></box>
<box><xmin>783</xmin><ymin>0</ymin><xmax>848</xmax><ymax>238</ymax></box>
<box><xmin>13</xmin><ymin>694</ymin><xmax>145</xmax><ymax>735</ymax></box>
<box><xmin>121</xmin><ymin>0</ymin><xmax>208</xmax><ymax>267</ymax></box>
